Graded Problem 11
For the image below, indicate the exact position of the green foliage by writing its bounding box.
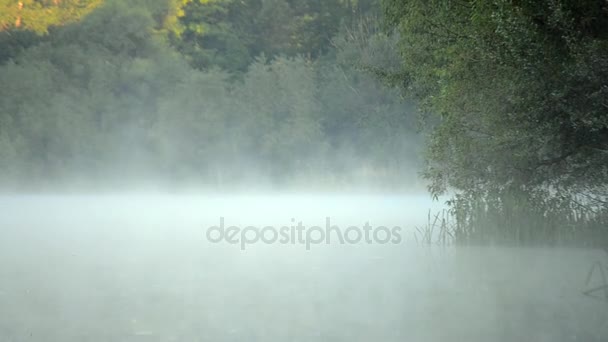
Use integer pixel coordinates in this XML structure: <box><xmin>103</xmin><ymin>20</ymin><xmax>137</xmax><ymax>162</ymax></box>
<box><xmin>234</xmin><ymin>57</ymin><xmax>325</xmax><ymax>180</ymax></box>
<box><xmin>171</xmin><ymin>0</ymin><xmax>251</xmax><ymax>71</ymax></box>
<box><xmin>0</xmin><ymin>29</ymin><xmax>43</xmax><ymax>64</ymax></box>
<box><xmin>0</xmin><ymin>0</ymin><xmax>103</xmax><ymax>33</ymax></box>
<box><xmin>172</xmin><ymin>0</ymin><xmax>380</xmax><ymax>72</ymax></box>
<box><xmin>322</xmin><ymin>19</ymin><xmax>421</xmax><ymax>181</ymax></box>
<box><xmin>384</xmin><ymin>0</ymin><xmax>608</xmax><ymax>194</ymax></box>
<box><xmin>382</xmin><ymin>0</ymin><xmax>608</xmax><ymax>244</ymax></box>
<box><xmin>0</xmin><ymin>1</ymin><xmax>421</xmax><ymax>189</ymax></box>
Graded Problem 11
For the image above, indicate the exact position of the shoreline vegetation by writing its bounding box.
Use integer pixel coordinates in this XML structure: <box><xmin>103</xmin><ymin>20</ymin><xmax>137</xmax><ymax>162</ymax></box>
<box><xmin>382</xmin><ymin>0</ymin><xmax>608</xmax><ymax>247</ymax></box>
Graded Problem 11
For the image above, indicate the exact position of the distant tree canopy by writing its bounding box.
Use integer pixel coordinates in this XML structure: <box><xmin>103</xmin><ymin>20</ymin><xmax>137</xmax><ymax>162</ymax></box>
<box><xmin>0</xmin><ymin>0</ymin><xmax>420</xmax><ymax>189</ymax></box>
<box><xmin>171</xmin><ymin>0</ymin><xmax>380</xmax><ymax>72</ymax></box>
<box><xmin>0</xmin><ymin>0</ymin><xmax>103</xmax><ymax>33</ymax></box>
<box><xmin>0</xmin><ymin>0</ymin><xmax>380</xmax><ymax>71</ymax></box>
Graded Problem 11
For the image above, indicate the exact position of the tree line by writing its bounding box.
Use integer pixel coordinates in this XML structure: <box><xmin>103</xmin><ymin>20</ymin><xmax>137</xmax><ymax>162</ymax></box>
<box><xmin>0</xmin><ymin>0</ymin><xmax>421</xmax><ymax>190</ymax></box>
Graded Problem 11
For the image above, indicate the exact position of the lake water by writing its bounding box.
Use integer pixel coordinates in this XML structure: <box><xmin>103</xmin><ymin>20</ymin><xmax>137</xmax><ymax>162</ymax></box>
<box><xmin>0</xmin><ymin>193</ymin><xmax>606</xmax><ymax>341</ymax></box>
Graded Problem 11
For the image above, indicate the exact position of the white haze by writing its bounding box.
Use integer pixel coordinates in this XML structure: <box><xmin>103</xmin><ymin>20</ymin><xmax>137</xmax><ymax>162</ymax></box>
<box><xmin>0</xmin><ymin>192</ymin><xmax>607</xmax><ymax>341</ymax></box>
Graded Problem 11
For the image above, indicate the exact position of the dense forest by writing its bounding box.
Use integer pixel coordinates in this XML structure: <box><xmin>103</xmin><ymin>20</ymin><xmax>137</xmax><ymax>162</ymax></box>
<box><xmin>1</xmin><ymin>0</ymin><xmax>607</xmax><ymax>245</ymax></box>
<box><xmin>0</xmin><ymin>0</ymin><xmax>420</xmax><ymax>190</ymax></box>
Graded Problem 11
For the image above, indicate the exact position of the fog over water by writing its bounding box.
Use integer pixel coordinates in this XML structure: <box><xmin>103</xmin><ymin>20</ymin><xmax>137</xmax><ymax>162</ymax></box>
<box><xmin>1</xmin><ymin>193</ymin><xmax>606</xmax><ymax>341</ymax></box>
<box><xmin>2</xmin><ymin>0</ymin><xmax>607</xmax><ymax>341</ymax></box>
